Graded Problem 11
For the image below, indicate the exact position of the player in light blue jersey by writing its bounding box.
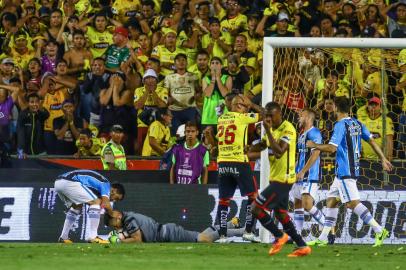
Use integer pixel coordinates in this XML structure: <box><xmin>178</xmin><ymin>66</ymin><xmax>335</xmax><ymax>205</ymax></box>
<box><xmin>54</xmin><ymin>169</ymin><xmax>126</xmax><ymax>243</ymax></box>
<box><xmin>306</xmin><ymin>97</ymin><xmax>393</xmax><ymax>247</ymax></box>
<box><xmin>291</xmin><ymin>109</ymin><xmax>325</xmax><ymax>235</ymax></box>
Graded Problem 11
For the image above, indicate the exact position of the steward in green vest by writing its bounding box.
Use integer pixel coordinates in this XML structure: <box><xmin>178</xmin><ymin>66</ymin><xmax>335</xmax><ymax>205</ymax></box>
<box><xmin>101</xmin><ymin>125</ymin><xmax>127</xmax><ymax>170</ymax></box>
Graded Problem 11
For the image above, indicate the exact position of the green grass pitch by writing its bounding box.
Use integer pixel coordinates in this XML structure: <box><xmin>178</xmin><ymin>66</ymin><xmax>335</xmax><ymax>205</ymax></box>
<box><xmin>0</xmin><ymin>243</ymin><xmax>404</xmax><ymax>270</ymax></box>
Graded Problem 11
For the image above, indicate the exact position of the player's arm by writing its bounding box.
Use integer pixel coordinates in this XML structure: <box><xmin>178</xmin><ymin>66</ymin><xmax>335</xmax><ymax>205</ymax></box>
<box><xmin>306</xmin><ymin>141</ymin><xmax>337</xmax><ymax>153</ymax></box>
<box><xmin>248</xmin><ymin>139</ymin><xmax>267</xmax><ymax>153</ymax></box>
<box><xmin>169</xmin><ymin>161</ymin><xmax>175</xmax><ymax>184</ymax></box>
<box><xmin>263</xmin><ymin>122</ymin><xmax>289</xmax><ymax>158</ymax></box>
<box><xmin>101</xmin><ymin>195</ymin><xmax>114</xmax><ymax>215</ymax></box>
<box><xmin>367</xmin><ymin>138</ymin><xmax>393</xmax><ymax>171</ymax></box>
<box><xmin>121</xmin><ymin>230</ymin><xmax>143</xmax><ymax>243</ymax></box>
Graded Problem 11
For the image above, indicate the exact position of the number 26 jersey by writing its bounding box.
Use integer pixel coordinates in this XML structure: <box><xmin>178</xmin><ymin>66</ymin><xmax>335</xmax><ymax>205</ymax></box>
<box><xmin>217</xmin><ymin>112</ymin><xmax>259</xmax><ymax>163</ymax></box>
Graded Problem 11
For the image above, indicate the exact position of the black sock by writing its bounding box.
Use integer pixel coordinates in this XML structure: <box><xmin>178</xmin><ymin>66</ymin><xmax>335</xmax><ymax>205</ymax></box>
<box><xmin>257</xmin><ymin>212</ymin><xmax>283</xmax><ymax>238</ymax></box>
<box><xmin>216</xmin><ymin>204</ymin><xmax>228</xmax><ymax>237</ymax></box>
<box><xmin>282</xmin><ymin>221</ymin><xmax>306</xmax><ymax>247</ymax></box>
<box><xmin>244</xmin><ymin>199</ymin><xmax>255</xmax><ymax>233</ymax></box>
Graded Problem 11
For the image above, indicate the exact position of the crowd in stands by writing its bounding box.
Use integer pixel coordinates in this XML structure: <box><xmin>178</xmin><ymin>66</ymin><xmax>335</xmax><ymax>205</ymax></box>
<box><xmin>0</xmin><ymin>0</ymin><xmax>405</xmax><ymax>164</ymax></box>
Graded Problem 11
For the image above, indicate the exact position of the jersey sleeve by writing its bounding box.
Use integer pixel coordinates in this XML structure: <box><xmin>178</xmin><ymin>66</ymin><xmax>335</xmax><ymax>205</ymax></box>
<box><xmin>309</xmin><ymin>128</ymin><xmax>323</xmax><ymax>144</ymax></box>
<box><xmin>148</xmin><ymin>122</ymin><xmax>160</xmax><ymax>139</ymax></box>
<box><xmin>329</xmin><ymin>121</ymin><xmax>345</xmax><ymax>147</ymax></box>
<box><xmin>360</xmin><ymin>122</ymin><xmax>372</xmax><ymax>142</ymax></box>
<box><xmin>99</xmin><ymin>182</ymin><xmax>111</xmax><ymax>198</ymax></box>
<box><xmin>280</xmin><ymin>125</ymin><xmax>295</xmax><ymax>145</ymax></box>
<box><xmin>123</xmin><ymin>215</ymin><xmax>140</xmax><ymax>235</ymax></box>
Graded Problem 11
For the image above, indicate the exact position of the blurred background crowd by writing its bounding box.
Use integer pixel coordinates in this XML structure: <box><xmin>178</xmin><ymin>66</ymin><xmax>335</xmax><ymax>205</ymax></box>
<box><xmin>0</xmin><ymin>0</ymin><xmax>404</xmax><ymax>165</ymax></box>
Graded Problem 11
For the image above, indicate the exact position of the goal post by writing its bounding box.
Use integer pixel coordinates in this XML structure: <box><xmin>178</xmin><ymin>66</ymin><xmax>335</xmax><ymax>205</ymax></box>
<box><xmin>259</xmin><ymin>37</ymin><xmax>406</xmax><ymax>244</ymax></box>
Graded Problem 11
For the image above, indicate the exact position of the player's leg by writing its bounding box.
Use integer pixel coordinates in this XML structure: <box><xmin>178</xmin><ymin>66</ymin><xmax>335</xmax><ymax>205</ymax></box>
<box><xmin>291</xmin><ymin>182</ymin><xmax>304</xmax><ymax>235</ymax></box>
<box><xmin>302</xmin><ymin>182</ymin><xmax>325</xmax><ymax>226</ymax></box>
<box><xmin>86</xmin><ymin>198</ymin><xmax>109</xmax><ymax>243</ymax></box>
<box><xmin>237</xmin><ymin>164</ymin><xmax>259</xmax><ymax>241</ymax></box>
<box><xmin>272</xmin><ymin>185</ymin><xmax>310</xmax><ymax>257</ymax></box>
<box><xmin>162</xmin><ymin>223</ymin><xmax>201</xmax><ymax>242</ymax></box>
<box><xmin>341</xmin><ymin>179</ymin><xmax>389</xmax><ymax>247</ymax></box>
<box><xmin>216</xmin><ymin>164</ymin><xmax>237</xmax><ymax>241</ymax></box>
<box><xmin>308</xmin><ymin>177</ymin><xmax>340</xmax><ymax>246</ymax></box>
<box><xmin>251</xmin><ymin>183</ymin><xmax>288</xmax><ymax>255</ymax></box>
<box><xmin>54</xmin><ymin>179</ymin><xmax>82</xmax><ymax>243</ymax></box>
<box><xmin>200</xmin><ymin>226</ymin><xmax>245</xmax><ymax>242</ymax></box>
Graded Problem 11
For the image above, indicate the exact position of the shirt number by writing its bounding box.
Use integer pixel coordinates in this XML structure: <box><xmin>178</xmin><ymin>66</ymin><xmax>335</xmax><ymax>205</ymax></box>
<box><xmin>218</xmin><ymin>124</ymin><xmax>236</xmax><ymax>145</ymax></box>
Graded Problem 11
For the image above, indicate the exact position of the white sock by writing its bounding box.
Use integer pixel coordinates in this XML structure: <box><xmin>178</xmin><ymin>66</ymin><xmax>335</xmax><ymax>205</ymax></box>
<box><xmin>308</xmin><ymin>206</ymin><xmax>325</xmax><ymax>226</ymax></box>
<box><xmin>87</xmin><ymin>205</ymin><xmax>101</xmax><ymax>240</ymax></box>
<box><xmin>319</xmin><ymin>208</ymin><xmax>338</xmax><ymax>241</ymax></box>
<box><xmin>60</xmin><ymin>208</ymin><xmax>81</xmax><ymax>240</ymax></box>
<box><xmin>353</xmin><ymin>203</ymin><xmax>382</xmax><ymax>234</ymax></box>
<box><xmin>294</xmin><ymin>208</ymin><xmax>305</xmax><ymax>234</ymax></box>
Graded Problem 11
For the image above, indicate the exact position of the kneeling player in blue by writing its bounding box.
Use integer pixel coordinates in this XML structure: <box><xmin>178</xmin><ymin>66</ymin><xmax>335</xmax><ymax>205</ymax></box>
<box><xmin>54</xmin><ymin>169</ymin><xmax>125</xmax><ymax>243</ymax></box>
<box><xmin>105</xmin><ymin>211</ymin><xmax>245</xmax><ymax>243</ymax></box>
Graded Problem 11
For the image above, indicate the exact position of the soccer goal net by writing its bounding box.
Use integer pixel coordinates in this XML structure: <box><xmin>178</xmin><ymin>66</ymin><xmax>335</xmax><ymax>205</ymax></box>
<box><xmin>259</xmin><ymin>37</ymin><xmax>406</xmax><ymax>244</ymax></box>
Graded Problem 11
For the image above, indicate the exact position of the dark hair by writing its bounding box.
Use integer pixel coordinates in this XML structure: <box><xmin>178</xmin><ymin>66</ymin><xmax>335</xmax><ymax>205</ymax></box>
<box><xmin>93</xmin><ymin>57</ymin><xmax>105</xmax><ymax>63</ymax></box>
<box><xmin>185</xmin><ymin>121</ymin><xmax>198</xmax><ymax>129</ymax></box>
<box><xmin>72</xmin><ymin>29</ymin><xmax>85</xmax><ymax>37</ymax></box>
<box><xmin>1</xmin><ymin>12</ymin><xmax>17</xmax><ymax>27</ymax></box>
<box><xmin>210</xmin><ymin>56</ymin><xmax>222</xmax><ymax>64</ymax></box>
<box><xmin>50</xmin><ymin>8</ymin><xmax>63</xmax><ymax>16</ymax></box>
<box><xmin>225</xmin><ymin>91</ymin><xmax>238</xmax><ymax>100</ymax></box>
<box><xmin>209</xmin><ymin>17</ymin><xmax>220</xmax><ymax>25</ymax></box>
<box><xmin>155</xmin><ymin>107</ymin><xmax>170</xmax><ymax>121</ymax></box>
<box><xmin>111</xmin><ymin>183</ymin><xmax>126</xmax><ymax>199</ymax></box>
<box><xmin>148</xmin><ymin>57</ymin><xmax>160</xmax><ymax>64</ymax></box>
<box><xmin>265</xmin><ymin>101</ymin><xmax>281</xmax><ymax>112</ymax></box>
<box><xmin>103</xmin><ymin>210</ymin><xmax>123</xmax><ymax>226</ymax></box>
<box><xmin>93</xmin><ymin>13</ymin><xmax>108</xmax><ymax>28</ymax></box>
<box><xmin>174</xmin><ymin>53</ymin><xmax>187</xmax><ymax>61</ymax></box>
<box><xmin>142</xmin><ymin>0</ymin><xmax>155</xmax><ymax>9</ymax></box>
<box><xmin>80</xmin><ymin>128</ymin><xmax>93</xmax><ymax>138</ymax></box>
<box><xmin>334</xmin><ymin>96</ymin><xmax>351</xmax><ymax>113</ymax></box>
<box><xmin>57</xmin><ymin>59</ymin><xmax>68</xmax><ymax>66</ymax></box>
<box><xmin>196</xmin><ymin>49</ymin><xmax>209</xmax><ymax>58</ymax></box>
<box><xmin>26</xmin><ymin>92</ymin><xmax>40</xmax><ymax>101</ymax></box>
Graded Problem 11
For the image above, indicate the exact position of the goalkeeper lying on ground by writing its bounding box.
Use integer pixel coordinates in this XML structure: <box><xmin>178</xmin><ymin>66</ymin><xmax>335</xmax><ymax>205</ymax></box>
<box><xmin>105</xmin><ymin>211</ymin><xmax>245</xmax><ymax>243</ymax></box>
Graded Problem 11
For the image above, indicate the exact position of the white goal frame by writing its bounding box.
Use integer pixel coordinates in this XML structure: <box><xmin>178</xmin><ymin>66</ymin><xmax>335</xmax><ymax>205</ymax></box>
<box><xmin>259</xmin><ymin>37</ymin><xmax>406</xmax><ymax>243</ymax></box>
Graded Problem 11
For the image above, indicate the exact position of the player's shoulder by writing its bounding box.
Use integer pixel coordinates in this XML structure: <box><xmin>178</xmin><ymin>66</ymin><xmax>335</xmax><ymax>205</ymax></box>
<box><xmin>281</xmin><ymin>120</ymin><xmax>296</xmax><ymax>133</ymax></box>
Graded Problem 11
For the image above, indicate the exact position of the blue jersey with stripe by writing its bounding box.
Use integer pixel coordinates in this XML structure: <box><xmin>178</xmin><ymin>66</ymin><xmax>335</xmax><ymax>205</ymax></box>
<box><xmin>296</xmin><ymin>126</ymin><xmax>322</xmax><ymax>182</ymax></box>
<box><xmin>329</xmin><ymin>117</ymin><xmax>372</xmax><ymax>179</ymax></box>
<box><xmin>58</xmin><ymin>170</ymin><xmax>111</xmax><ymax>198</ymax></box>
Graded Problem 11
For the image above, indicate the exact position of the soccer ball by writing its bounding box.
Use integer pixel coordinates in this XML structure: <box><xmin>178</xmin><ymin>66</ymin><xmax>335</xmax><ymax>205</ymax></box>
<box><xmin>109</xmin><ymin>229</ymin><xmax>129</xmax><ymax>241</ymax></box>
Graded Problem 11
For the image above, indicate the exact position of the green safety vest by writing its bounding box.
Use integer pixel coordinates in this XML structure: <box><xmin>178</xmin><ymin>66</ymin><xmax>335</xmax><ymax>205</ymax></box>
<box><xmin>101</xmin><ymin>141</ymin><xmax>127</xmax><ymax>170</ymax></box>
<box><xmin>201</xmin><ymin>74</ymin><xmax>228</xmax><ymax>125</ymax></box>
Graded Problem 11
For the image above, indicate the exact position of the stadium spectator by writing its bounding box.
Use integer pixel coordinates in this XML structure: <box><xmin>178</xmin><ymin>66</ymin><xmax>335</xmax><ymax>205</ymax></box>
<box><xmin>232</xmin><ymin>34</ymin><xmax>257</xmax><ymax>93</ymax></box>
<box><xmin>101</xmin><ymin>124</ymin><xmax>127</xmax><ymax>170</ymax></box>
<box><xmin>104</xmin><ymin>26</ymin><xmax>131</xmax><ymax>73</ymax></box>
<box><xmin>0</xmin><ymin>82</ymin><xmax>19</xmax><ymax>146</ymax></box>
<box><xmin>188</xmin><ymin>49</ymin><xmax>210</xmax><ymax>89</ymax></box>
<box><xmin>395</xmin><ymin>49</ymin><xmax>406</xmax><ymax>159</ymax></box>
<box><xmin>201</xmin><ymin>17</ymin><xmax>232</xmax><ymax>60</ymax></box>
<box><xmin>165</xmin><ymin>53</ymin><xmax>200</xmax><ymax>135</ymax></box>
<box><xmin>142</xmin><ymin>107</ymin><xmax>172</xmax><ymax>157</ymax></box>
<box><xmin>0</xmin><ymin>58</ymin><xmax>15</xmax><ymax>84</ymax></box>
<box><xmin>176</xmin><ymin>20</ymin><xmax>200</xmax><ymax>69</ymax></box>
<box><xmin>53</xmin><ymin>99</ymin><xmax>84</xmax><ymax>155</ymax></box>
<box><xmin>357</xmin><ymin>97</ymin><xmax>394</xmax><ymax>161</ymax></box>
<box><xmin>298</xmin><ymin>48</ymin><xmax>324</xmax><ymax>88</ymax></box>
<box><xmin>318</xmin><ymin>97</ymin><xmax>336</xmax><ymax>143</ymax></box>
<box><xmin>151</xmin><ymin>28</ymin><xmax>184</xmax><ymax>76</ymax></box>
<box><xmin>216</xmin><ymin>0</ymin><xmax>247</xmax><ymax>40</ymax></box>
<box><xmin>74</xmin><ymin>128</ymin><xmax>106</xmax><ymax>158</ymax></box>
<box><xmin>134</xmin><ymin>69</ymin><xmax>168</xmax><ymax>154</ymax></box>
<box><xmin>225</xmin><ymin>54</ymin><xmax>250</xmax><ymax>94</ymax></box>
<box><xmin>63</xmin><ymin>29</ymin><xmax>93</xmax><ymax>80</ymax></box>
<box><xmin>319</xmin><ymin>15</ymin><xmax>336</xmax><ymax>37</ymax></box>
<box><xmin>99</xmin><ymin>74</ymin><xmax>135</xmax><ymax>154</ymax></box>
<box><xmin>170</xmin><ymin>121</ymin><xmax>209</xmax><ymax>184</ymax></box>
<box><xmin>17</xmin><ymin>93</ymin><xmax>49</xmax><ymax>157</ymax></box>
<box><xmin>382</xmin><ymin>2</ymin><xmax>406</xmax><ymax>38</ymax></box>
<box><xmin>257</xmin><ymin>12</ymin><xmax>296</xmax><ymax>37</ymax></box>
<box><xmin>201</xmin><ymin>57</ymin><xmax>232</xmax><ymax>129</ymax></box>
<box><xmin>41</xmin><ymin>73</ymin><xmax>66</xmax><ymax>154</ymax></box>
<box><xmin>80</xmin><ymin>14</ymin><xmax>114</xmax><ymax>58</ymax></box>
<box><xmin>2</xmin><ymin>32</ymin><xmax>35</xmax><ymax>70</ymax></box>
<box><xmin>358</xmin><ymin>4</ymin><xmax>387</xmax><ymax>38</ymax></box>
